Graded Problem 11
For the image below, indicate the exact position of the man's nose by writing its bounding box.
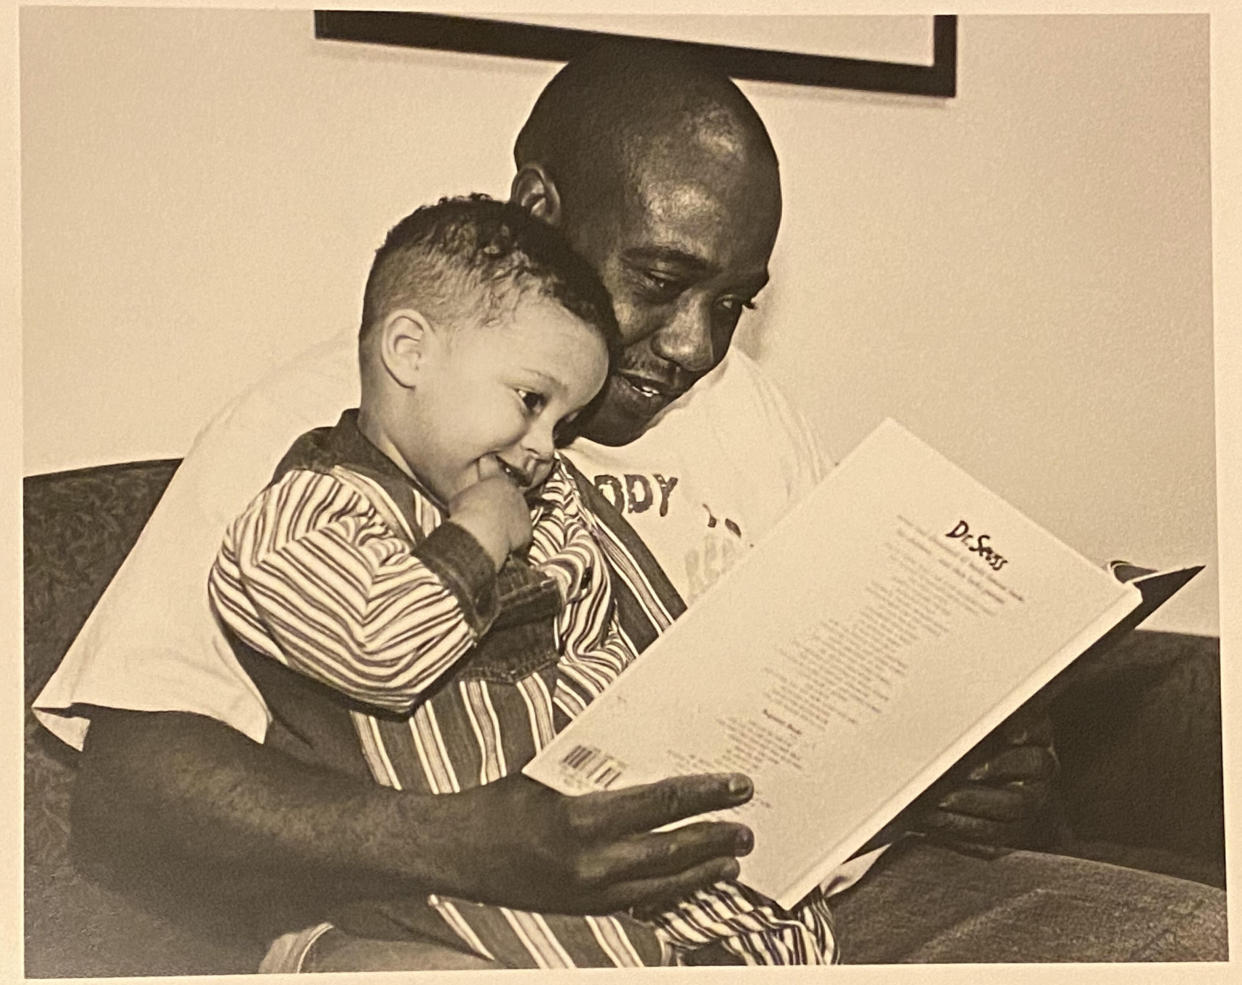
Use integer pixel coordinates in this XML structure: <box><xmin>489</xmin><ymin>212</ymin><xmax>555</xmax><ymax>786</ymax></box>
<box><xmin>649</xmin><ymin>298</ymin><xmax>716</xmax><ymax>374</ymax></box>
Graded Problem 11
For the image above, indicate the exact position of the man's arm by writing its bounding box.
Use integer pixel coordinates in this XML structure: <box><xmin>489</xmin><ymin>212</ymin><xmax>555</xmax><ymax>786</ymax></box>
<box><xmin>72</xmin><ymin>708</ymin><xmax>756</xmax><ymax>926</ymax></box>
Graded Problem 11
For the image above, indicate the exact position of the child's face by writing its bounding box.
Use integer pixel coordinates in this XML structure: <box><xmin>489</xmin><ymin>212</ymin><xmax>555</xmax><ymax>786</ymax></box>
<box><xmin>401</xmin><ymin>297</ymin><xmax>609</xmax><ymax>503</ymax></box>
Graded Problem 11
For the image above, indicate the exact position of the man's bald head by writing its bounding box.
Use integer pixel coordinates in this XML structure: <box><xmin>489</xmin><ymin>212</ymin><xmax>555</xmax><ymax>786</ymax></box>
<box><xmin>510</xmin><ymin>41</ymin><xmax>783</xmax><ymax>446</ymax></box>
<box><xmin>514</xmin><ymin>41</ymin><xmax>778</xmax><ymax>220</ymax></box>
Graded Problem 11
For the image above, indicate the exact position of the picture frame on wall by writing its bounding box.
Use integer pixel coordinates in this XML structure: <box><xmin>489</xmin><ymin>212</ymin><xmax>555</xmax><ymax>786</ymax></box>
<box><xmin>313</xmin><ymin>11</ymin><xmax>958</xmax><ymax>98</ymax></box>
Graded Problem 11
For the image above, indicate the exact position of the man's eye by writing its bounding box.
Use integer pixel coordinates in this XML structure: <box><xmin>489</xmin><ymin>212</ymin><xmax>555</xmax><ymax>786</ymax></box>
<box><xmin>516</xmin><ymin>389</ymin><xmax>546</xmax><ymax>414</ymax></box>
<box><xmin>718</xmin><ymin>296</ymin><xmax>758</xmax><ymax>316</ymax></box>
<box><xmin>642</xmin><ymin>270</ymin><xmax>681</xmax><ymax>294</ymax></box>
<box><xmin>553</xmin><ymin>412</ymin><xmax>580</xmax><ymax>446</ymax></box>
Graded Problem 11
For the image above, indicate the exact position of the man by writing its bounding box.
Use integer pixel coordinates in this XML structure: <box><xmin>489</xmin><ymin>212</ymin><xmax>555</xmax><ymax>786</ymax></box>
<box><xmin>36</xmin><ymin>41</ymin><xmax>1226</xmax><ymax>969</ymax></box>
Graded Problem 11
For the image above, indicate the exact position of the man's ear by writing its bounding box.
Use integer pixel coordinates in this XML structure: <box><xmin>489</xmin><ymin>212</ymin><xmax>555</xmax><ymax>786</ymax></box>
<box><xmin>510</xmin><ymin>163</ymin><xmax>562</xmax><ymax>226</ymax></box>
<box><xmin>379</xmin><ymin>309</ymin><xmax>433</xmax><ymax>389</ymax></box>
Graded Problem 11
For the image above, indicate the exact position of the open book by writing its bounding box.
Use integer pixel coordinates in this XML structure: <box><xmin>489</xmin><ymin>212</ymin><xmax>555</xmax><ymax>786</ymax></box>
<box><xmin>524</xmin><ymin>419</ymin><xmax>1200</xmax><ymax>908</ymax></box>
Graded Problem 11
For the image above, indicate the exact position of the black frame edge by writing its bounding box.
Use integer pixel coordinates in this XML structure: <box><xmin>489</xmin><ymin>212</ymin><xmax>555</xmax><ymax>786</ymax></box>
<box><xmin>314</xmin><ymin>11</ymin><xmax>958</xmax><ymax>99</ymax></box>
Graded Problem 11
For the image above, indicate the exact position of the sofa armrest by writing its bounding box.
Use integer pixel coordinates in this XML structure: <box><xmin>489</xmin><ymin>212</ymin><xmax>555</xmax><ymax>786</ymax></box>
<box><xmin>1048</xmin><ymin>629</ymin><xmax>1224</xmax><ymax>887</ymax></box>
<box><xmin>24</xmin><ymin>459</ymin><xmax>262</xmax><ymax>976</ymax></box>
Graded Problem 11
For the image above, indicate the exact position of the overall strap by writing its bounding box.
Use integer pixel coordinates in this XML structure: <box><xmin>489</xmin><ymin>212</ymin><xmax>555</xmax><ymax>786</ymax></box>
<box><xmin>561</xmin><ymin>457</ymin><xmax>687</xmax><ymax>655</ymax></box>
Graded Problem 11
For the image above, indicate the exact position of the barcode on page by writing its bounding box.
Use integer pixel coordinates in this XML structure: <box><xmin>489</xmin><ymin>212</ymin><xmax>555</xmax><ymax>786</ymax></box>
<box><xmin>561</xmin><ymin>744</ymin><xmax>627</xmax><ymax>789</ymax></box>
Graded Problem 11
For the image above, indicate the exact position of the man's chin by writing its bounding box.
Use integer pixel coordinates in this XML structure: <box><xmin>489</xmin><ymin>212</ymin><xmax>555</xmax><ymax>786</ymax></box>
<box><xmin>576</xmin><ymin>409</ymin><xmax>653</xmax><ymax>447</ymax></box>
<box><xmin>575</xmin><ymin>376</ymin><xmax>672</xmax><ymax>446</ymax></box>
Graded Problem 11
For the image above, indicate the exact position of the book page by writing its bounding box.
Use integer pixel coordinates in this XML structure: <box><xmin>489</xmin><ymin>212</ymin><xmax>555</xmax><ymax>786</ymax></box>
<box><xmin>525</xmin><ymin>420</ymin><xmax>1140</xmax><ymax>907</ymax></box>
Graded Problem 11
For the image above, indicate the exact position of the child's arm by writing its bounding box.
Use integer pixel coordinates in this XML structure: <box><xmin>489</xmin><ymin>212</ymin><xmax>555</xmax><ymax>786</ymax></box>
<box><xmin>209</xmin><ymin>468</ymin><xmax>502</xmax><ymax>713</ymax></box>
<box><xmin>525</xmin><ymin>462</ymin><xmax>638</xmax><ymax>720</ymax></box>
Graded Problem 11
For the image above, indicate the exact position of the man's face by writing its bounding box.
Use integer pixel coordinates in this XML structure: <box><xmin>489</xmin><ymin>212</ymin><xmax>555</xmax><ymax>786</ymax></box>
<box><xmin>563</xmin><ymin>155</ymin><xmax>782</xmax><ymax>446</ymax></box>
<box><xmin>398</xmin><ymin>297</ymin><xmax>609</xmax><ymax>503</ymax></box>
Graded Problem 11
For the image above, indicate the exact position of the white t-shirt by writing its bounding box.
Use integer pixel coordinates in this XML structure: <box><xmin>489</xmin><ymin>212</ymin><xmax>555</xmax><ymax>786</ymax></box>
<box><xmin>34</xmin><ymin>329</ymin><xmax>830</xmax><ymax>750</ymax></box>
<box><xmin>569</xmin><ymin>353</ymin><xmax>829</xmax><ymax>606</ymax></box>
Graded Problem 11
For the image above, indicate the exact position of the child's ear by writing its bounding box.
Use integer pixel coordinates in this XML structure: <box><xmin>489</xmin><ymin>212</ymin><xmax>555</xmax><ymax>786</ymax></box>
<box><xmin>379</xmin><ymin>309</ymin><xmax>433</xmax><ymax>389</ymax></box>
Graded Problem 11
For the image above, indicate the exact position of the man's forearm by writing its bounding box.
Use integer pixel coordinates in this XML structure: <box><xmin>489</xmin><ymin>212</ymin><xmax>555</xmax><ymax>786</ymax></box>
<box><xmin>72</xmin><ymin>709</ymin><xmax>434</xmax><ymax>913</ymax></box>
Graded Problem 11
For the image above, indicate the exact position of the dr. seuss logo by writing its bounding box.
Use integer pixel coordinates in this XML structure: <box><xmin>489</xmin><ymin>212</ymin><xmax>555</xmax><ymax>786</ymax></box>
<box><xmin>945</xmin><ymin>519</ymin><xmax>1009</xmax><ymax>572</ymax></box>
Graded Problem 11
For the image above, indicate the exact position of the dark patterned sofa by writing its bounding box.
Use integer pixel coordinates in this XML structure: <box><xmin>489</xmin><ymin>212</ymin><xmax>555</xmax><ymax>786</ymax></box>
<box><xmin>23</xmin><ymin>460</ymin><xmax>1228</xmax><ymax>977</ymax></box>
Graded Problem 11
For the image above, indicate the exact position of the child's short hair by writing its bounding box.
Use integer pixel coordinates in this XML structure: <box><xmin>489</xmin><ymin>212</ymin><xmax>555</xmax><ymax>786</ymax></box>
<box><xmin>361</xmin><ymin>194</ymin><xmax>618</xmax><ymax>352</ymax></box>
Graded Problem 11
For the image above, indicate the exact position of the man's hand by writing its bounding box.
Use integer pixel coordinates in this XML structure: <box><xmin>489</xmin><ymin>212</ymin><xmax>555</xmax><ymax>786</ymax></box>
<box><xmin>426</xmin><ymin>772</ymin><xmax>755</xmax><ymax>914</ymax></box>
<box><xmin>448</xmin><ymin>475</ymin><xmax>533</xmax><ymax>569</ymax></box>
<box><xmin>908</xmin><ymin>709</ymin><xmax>1060</xmax><ymax>849</ymax></box>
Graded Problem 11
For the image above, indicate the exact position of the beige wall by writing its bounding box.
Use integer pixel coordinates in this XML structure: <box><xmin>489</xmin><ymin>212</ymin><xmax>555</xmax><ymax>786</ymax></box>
<box><xmin>20</xmin><ymin>10</ymin><xmax>1217</xmax><ymax>635</ymax></box>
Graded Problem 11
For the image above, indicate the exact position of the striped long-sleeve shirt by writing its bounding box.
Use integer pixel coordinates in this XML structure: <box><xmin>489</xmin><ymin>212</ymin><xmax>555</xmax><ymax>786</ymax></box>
<box><xmin>209</xmin><ymin>411</ymin><xmax>836</xmax><ymax>968</ymax></box>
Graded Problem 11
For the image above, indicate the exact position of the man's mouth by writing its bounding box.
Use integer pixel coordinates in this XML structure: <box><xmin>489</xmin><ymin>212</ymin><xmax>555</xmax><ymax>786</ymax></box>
<box><xmin>615</xmin><ymin>372</ymin><xmax>683</xmax><ymax>404</ymax></box>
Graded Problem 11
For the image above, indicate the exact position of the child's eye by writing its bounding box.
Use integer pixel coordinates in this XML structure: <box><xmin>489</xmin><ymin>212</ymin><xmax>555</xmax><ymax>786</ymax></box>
<box><xmin>516</xmin><ymin>389</ymin><xmax>546</xmax><ymax>414</ymax></box>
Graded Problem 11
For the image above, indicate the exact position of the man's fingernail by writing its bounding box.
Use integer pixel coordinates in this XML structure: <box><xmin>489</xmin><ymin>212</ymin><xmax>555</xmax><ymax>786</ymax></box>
<box><xmin>727</xmin><ymin>775</ymin><xmax>752</xmax><ymax>797</ymax></box>
<box><xmin>1008</xmin><ymin>730</ymin><xmax>1030</xmax><ymax>744</ymax></box>
<box><xmin>968</xmin><ymin>765</ymin><xmax>989</xmax><ymax>781</ymax></box>
<box><xmin>735</xmin><ymin>829</ymin><xmax>754</xmax><ymax>855</ymax></box>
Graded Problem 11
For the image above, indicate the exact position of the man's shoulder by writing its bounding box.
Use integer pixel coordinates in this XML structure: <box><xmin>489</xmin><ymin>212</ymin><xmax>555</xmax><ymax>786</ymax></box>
<box><xmin>685</xmin><ymin>350</ymin><xmax>803</xmax><ymax>426</ymax></box>
<box><xmin>671</xmin><ymin>351</ymin><xmax>832</xmax><ymax>500</ymax></box>
<box><xmin>167</xmin><ymin>332</ymin><xmax>358</xmax><ymax>520</ymax></box>
<box><xmin>692</xmin><ymin>351</ymin><xmax>827</xmax><ymax>454</ymax></box>
<box><xmin>695</xmin><ymin>347</ymin><xmax>768</xmax><ymax>398</ymax></box>
<box><xmin>190</xmin><ymin>331</ymin><xmax>358</xmax><ymax>456</ymax></box>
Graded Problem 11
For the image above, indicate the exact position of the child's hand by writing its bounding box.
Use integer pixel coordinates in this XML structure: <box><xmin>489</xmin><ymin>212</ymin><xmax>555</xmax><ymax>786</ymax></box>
<box><xmin>448</xmin><ymin>476</ymin><xmax>533</xmax><ymax>570</ymax></box>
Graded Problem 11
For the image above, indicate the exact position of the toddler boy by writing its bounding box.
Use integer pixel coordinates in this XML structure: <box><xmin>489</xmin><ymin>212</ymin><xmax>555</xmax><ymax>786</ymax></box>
<box><xmin>209</xmin><ymin>195</ymin><xmax>834</xmax><ymax>968</ymax></box>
